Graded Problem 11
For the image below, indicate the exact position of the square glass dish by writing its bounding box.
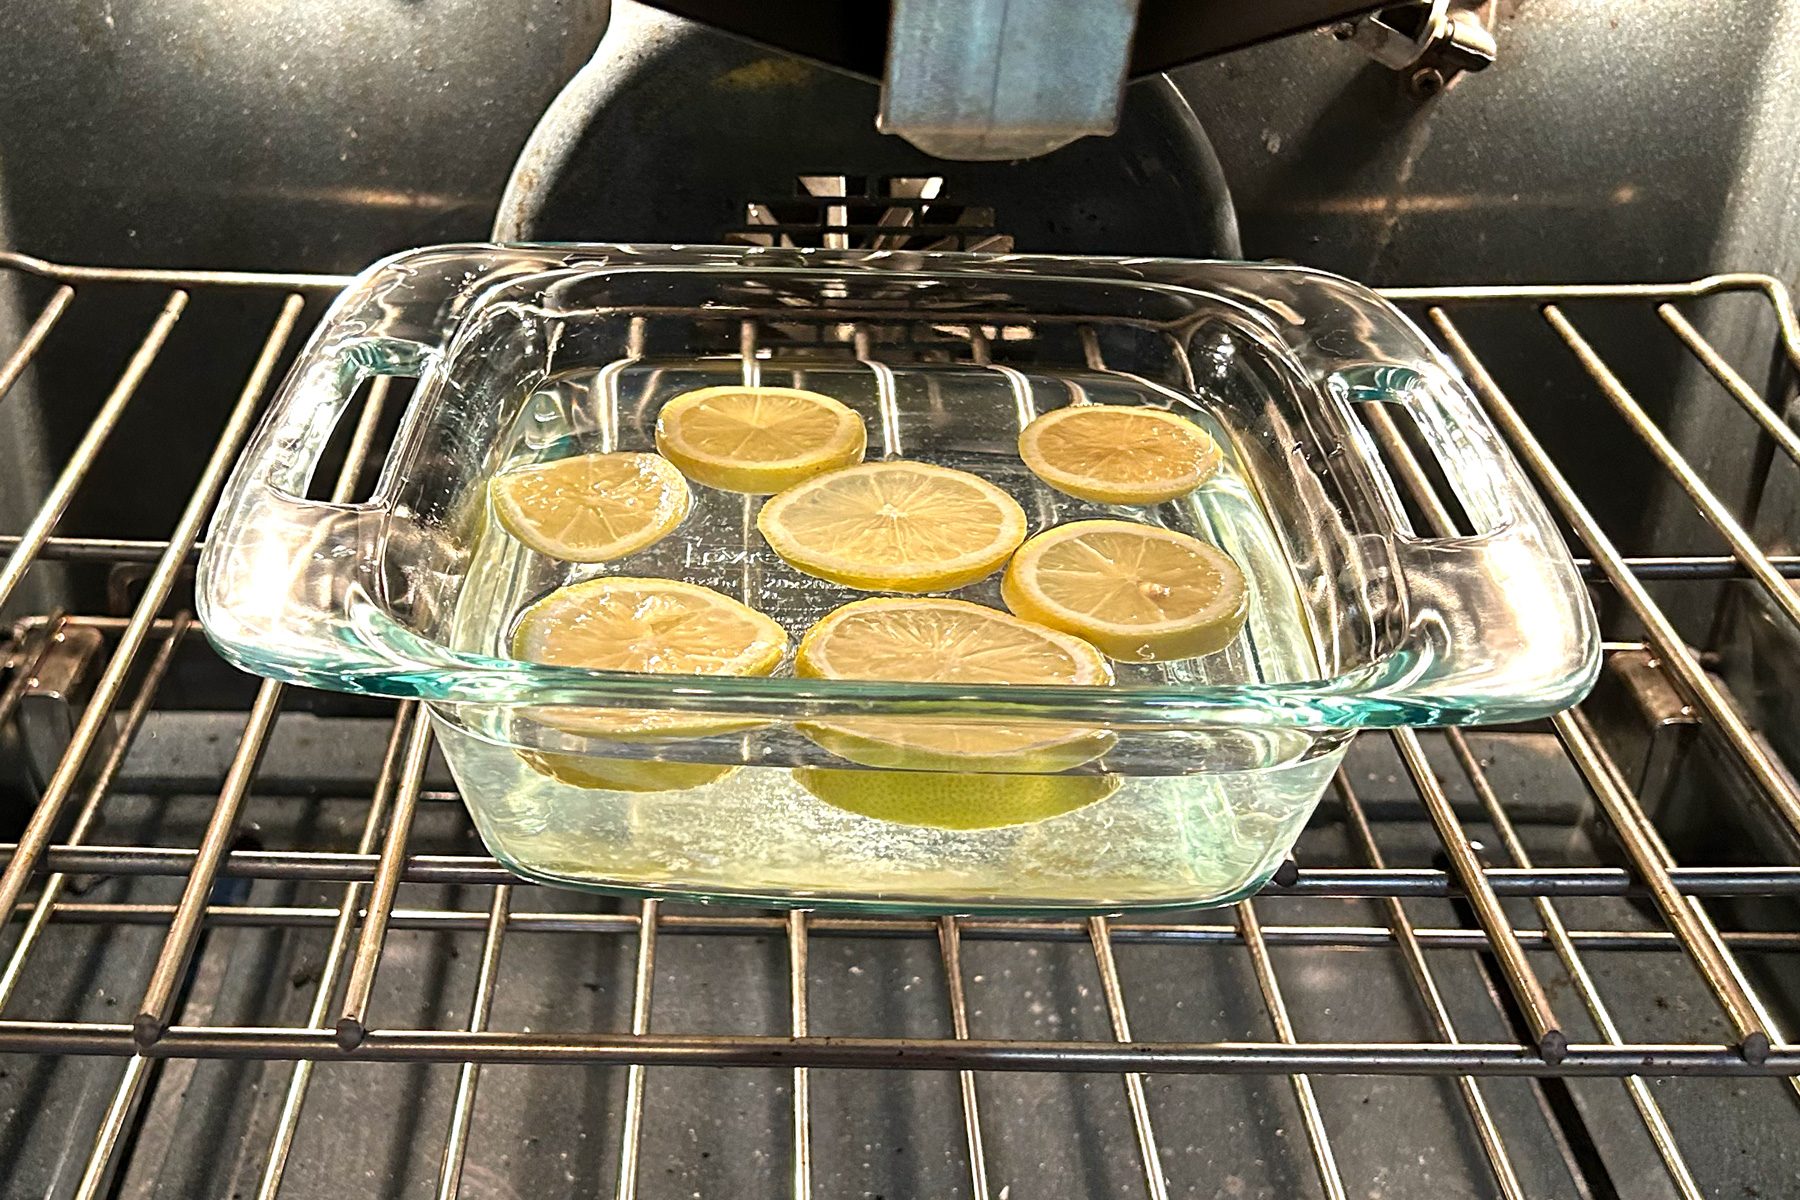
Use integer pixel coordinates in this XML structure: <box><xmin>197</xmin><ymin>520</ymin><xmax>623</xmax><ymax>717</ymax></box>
<box><xmin>197</xmin><ymin>245</ymin><xmax>1599</xmax><ymax>913</ymax></box>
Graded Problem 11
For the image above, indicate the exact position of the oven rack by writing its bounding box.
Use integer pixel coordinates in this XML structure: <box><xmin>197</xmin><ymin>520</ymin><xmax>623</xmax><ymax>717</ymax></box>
<box><xmin>2</xmin><ymin>250</ymin><xmax>1799</xmax><ymax>1200</ymax></box>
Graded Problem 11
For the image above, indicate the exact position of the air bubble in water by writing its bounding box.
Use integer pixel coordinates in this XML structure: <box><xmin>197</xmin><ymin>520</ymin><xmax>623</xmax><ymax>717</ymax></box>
<box><xmin>523</xmin><ymin>390</ymin><xmax>567</xmax><ymax>450</ymax></box>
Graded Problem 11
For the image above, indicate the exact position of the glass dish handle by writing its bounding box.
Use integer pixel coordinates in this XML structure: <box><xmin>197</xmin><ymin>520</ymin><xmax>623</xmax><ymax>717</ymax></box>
<box><xmin>1338</xmin><ymin>362</ymin><xmax>1601</xmax><ymax>722</ymax></box>
<box><xmin>196</xmin><ymin>332</ymin><xmax>436</xmax><ymax>686</ymax></box>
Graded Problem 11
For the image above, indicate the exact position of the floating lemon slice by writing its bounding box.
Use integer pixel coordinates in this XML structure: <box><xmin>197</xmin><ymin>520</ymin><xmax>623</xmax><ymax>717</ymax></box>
<box><xmin>655</xmin><ymin>385</ymin><xmax>867</xmax><ymax>494</ymax></box>
<box><xmin>795</xmin><ymin>767</ymin><xmax>1119</xmax><ymax>831</ymax></box>
<box><xmin>521</xmin><ymin>750</ymin><xmax>737</xmax><ymax>793</ymax></box>
<box><xmin>510</xmin><ymin>577</ymin><xmax>787</xmax><ymax>740</ymax></box>
<box><xmin>757</xmin><ymin>462</ymin><xmax>1027</xmax><ymax>593</ymax></box>
<box><xmin>795</xmin><ymin>598</ymin><xmax>1110</xmax><ymax>685</ymax></box>
<box><xmin>1002</xmin><ymin>519</ymin><xmax>1248</xmax><ymax>662</ymax></box>
<box><xmin>1019</xmin><ymin>404</ymin><xmax>1222</xmax><ymax>505</ymax></box>
<box><xmin>491</xmin><ymin>451</ymin><xmax>691</xmax><ymax>562</ymax></box>
<box><xmin>795</xmin><ymin>595</ymin><xmax>1112</xmax><ymax>767</ymax></box>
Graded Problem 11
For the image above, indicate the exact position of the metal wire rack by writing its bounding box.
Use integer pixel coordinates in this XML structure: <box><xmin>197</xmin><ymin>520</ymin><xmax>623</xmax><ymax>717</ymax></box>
<box><xmin>2</xmin><ymin>248</ymin><xmax>1800</xmax><ymax>1199</ymax></box>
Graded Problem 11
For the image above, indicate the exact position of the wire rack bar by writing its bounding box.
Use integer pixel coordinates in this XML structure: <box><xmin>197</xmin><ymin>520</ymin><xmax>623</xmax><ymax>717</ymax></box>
<box><xmin>1</xmin><ymin>253</ymin><xmax>1791</xmax><ymax>339</ymax></box>
<box><xmin>612</xmin><ymin>897</ymin><xmax>659</xmax><ymax>1200</ymax></box>
<box><xmin>0</xmin><ymin>248</ymin><xmax>354</xmax><ymax>290</ymax></box>
<box><xmin>131</xmin><ymin>370</ymin><xmax>397</xmax><ymax>1046</ymax></box>
<box><xmin>1087</xmin><ymin>916</ymin><xmax>1173</xmax><ymax>1200</ymax></box>
<box><xmin>1235</xmin><ymin>901</ymin><xmax>1348</xmax><ymax>1199</ymax></box>
<box><xmin>133</xmin><ymin>681</ymin><xmax>285</xmax><ymax>1041</ymax></box>
<box><xmin>787</xmin><ymin>909</ymin><xmax>814</xmax><ymax>1200</ymax></box>
<box><xmin>9</xmin><ymin>840</ymin><xmax>1800</xmax><ymax>897</ymax></box>
<box><xmin>435</xmin><ymin>885</ymin><xmax>511</xmax><ymax>1200</ymax></box>
<box><xmin>1558</xmin><ymin>709</ymin><xmax>1774</xmax><ymax>1060</ymax></box>
<box><xmin>936</xmin><ymin>916</ymin><xmax>993</xmax><ymax>1200</ymax></box>
<box><xmin>1658</xmin><ymin>304</ymin><xmax>1800</xmax><ymax>468</ymax></box>
<box><xmin>1381</xmin><ymin>273</ymin><xmax>1800</xmax><ymax>369</ymax></box>
<box><xmin>0</xmin><ymin>293</ymin><xmax>304</xmax><ymax>933</ymax></box>
<box><xmin>1395</xmin><ymin>728</ymin><xmax>1568</xmax><ymax>1059</ymax></box>
<box><xmin>5</xmin><ymin>1021</ymin><xmax>1800</xmax><ymax>1076</ymax></box>
<box><xmin>76</xmin><ymin>1056</ymin><xmax>154</xmax><ymax>1200</ymax></box>
<box><xmin>0</xmin><ymin>284</ymin><xmax>74</xmax><ymax>404</ymax></box>
<box><xmin>20</xmin><ymin>896</ymin><xmax>1800</xmax><ymax>953</ymax></box>
<box><xmin>1545</xmin><ymin>304</ymin><xmax>1800</xmax><ymax>633</ymax></box>
<box><xmin>0</xmin><ymin>289</ymin><xmax>187</xmax><ymax>612</ymax></box>
<box><xmin>10</xmin><ymin>534</ymin><xmax>1800</xmax><ymax>579</ymax></box>
<box><xmin>333</xmin><ymin>716</ymin><xmax>434</xmax><ymax>1048</ymax></box>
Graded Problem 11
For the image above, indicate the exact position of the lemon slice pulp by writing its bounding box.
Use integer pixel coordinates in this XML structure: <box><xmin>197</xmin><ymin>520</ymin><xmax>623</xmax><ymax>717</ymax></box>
<box><xmin>795</xmin><ymin>596</ymin><xmax>1113</xmax><ymax>771</ymax></box>
<box><xmin>655</xmin><ymin>385</ymin><xmax>867</xmax><ymax>494</ymax></box>
<box><xmin>510</xmin><ymin>577</ymin><xmax>787</xmax><ymax>739</ymax></box>
<box><xmin>491</xmin><ymin>451</ymin><xmax>690</xmax><ymax>562</ymax></box>
<box><xmin>792</xmin><ymin>597</ymin><xmax>1115</xmax><ymax>826</ymax></box>
<box><xmin>521</xmin><ymin>751</ymin><xmax>737</xmax><ymax>793</ymax></box>
<box><xmin>1002</xmin><ymin>519</ymin><xmax>1248</xmax><ymax>662</ymax></box>
<box><xmin>1019</xmin><ymin>404</ymin><xmax>1221</xmax><ymax>505</ymax></box>
<box><xmin>795</xmin><ymin>767</ymin><xmax>1119</xmax><ymax>830</ymax></box>
<box><xmin>757</xmin><ymin>462</ymin><xmax>1027</xmax><ymax>592</ymax></box>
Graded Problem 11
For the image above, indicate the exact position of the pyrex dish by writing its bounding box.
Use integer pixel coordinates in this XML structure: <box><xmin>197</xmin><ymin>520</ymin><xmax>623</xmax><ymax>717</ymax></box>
<box><xmin>197</xmin><ymin>244</ymin><xmax>1600</xmax><ymax>913</ymax></box>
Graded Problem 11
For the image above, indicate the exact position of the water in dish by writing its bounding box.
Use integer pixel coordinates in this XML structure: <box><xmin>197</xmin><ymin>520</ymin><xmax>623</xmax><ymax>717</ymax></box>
<box><xmin>433</xmin><ymin>363</ymin><xmax>1335</xmax><ymax>911</ymax></box>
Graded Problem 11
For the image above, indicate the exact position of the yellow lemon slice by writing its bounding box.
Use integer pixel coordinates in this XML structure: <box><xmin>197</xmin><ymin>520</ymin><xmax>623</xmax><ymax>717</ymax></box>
<box><xmin>1001</xmin><ymin>519</ymin><xmax>1248</xmax><ymax>662</ymax></box>
<box><xmin>510</xmin><ymin>577</ymin><xmax>787</xmax><ymax>739</ymax></box>
<box><xmin>794</xmin><ymin>596</ymin><xmax>1113</xmax><ymax>771</ymax></box>
<box><xmin>795</xmin><ymin>598</ymin><xmax>1111</xmax><ymax>684</ymax></box>
<box><xmin>757</xmin><ymin>462</ymin><xmax>1027</xmax><ymax>592</ymax></box>
<box><xmin>1019</xmin><ymin>405</ymin><xmax>1222</xmax><ymax>505</ymax></box>
<box><xmin>491</xmin><ymin>451</ymin><xmax>691</xmax><ymax>562</ymax></box>
<box><xmin>795</xmin><ymin>767</ymin><xmax>1119</xmax><ymax>830</ymax></box>
<box><xmin>521</xmin><ymin>751</ymin><xmax>737</xmax><ymax>793</ymax></box>
<box><xmin>655</xmin><ymin>385</ymin><xmax>867</xmax><ymax>494</ymax></box>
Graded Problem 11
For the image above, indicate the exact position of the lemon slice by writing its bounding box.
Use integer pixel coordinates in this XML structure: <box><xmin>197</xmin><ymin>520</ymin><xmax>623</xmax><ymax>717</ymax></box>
<box><xmin>655</xmin><ymin>385</ymin><xmax>867</xmax><ymax>494</ymax></box>
<box><xmin>491</xmin><ymin>452</ymin><xmax>691</xmax><ymax>562</ymax></box>
<box><xmin>510</xmin><ymin>577</ymin><xmax>787</xmax><ymax>739</ymax></box>
<box><xmin>757</xmin><ymin>462</ymin><xmax>1027</xmax><ymax>592</ymax></box>
<box><xmin>1019</xmin><ymin>405</ymin><xmax>1222</xmax><ymax>505</ymax></box>
<box><xmin>796</xmin><ymin>767</ymin><xmax>1119</xmax><ymax>830</ymax></box>
<box><xmin>795</xmin><ymin>598</ymin><xmax>1111</xmax><ymax>685</ymax></box>
<box><xmin>1002</xmin><ymin>519</ymin><xmax>1248</xmax><ymax>662</ymax></box>
<box><xmin>521</xmin><ymin>751</ymin><xmax>737</xmax><ymax>793</ymax></box>
<box><xmin>794</xmin><ymin>597</ymin><xmax>1114</xmax><ymax>771</ymax></box>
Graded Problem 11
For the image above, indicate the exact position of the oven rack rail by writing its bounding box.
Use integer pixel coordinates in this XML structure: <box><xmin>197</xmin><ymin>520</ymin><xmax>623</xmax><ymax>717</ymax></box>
<box><xmin>1</xmin><ymin>250</ymin><xmax>1799</xmax><ymax>1200</ymax></box>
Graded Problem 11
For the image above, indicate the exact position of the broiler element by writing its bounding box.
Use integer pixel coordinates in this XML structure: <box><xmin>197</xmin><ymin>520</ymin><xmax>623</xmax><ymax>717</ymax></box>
<box><xmin>728</xmin><ymin>175</ymin><xmax>1013</xmax><ymax>253</ymax></box>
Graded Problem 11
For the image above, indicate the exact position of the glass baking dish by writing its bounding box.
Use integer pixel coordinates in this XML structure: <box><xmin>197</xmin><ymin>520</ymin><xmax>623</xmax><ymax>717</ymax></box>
<box><xmin>197</xmin><ymin>244</ymin><xmax>1599</xmax><ymax>914</ymax></box>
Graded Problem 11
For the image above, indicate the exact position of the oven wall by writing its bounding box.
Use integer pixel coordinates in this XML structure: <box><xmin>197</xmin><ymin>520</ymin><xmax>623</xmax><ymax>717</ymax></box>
<box><xmin>1171</xmin><ymin>2</ymin><xmax>1800</xmax><ymax>771</ymax></box>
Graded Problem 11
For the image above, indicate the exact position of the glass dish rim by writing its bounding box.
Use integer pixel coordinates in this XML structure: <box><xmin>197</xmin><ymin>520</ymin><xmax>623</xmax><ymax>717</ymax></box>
<box><xmin>198</xmin><ymin>242</ymin><xmax>1601</xmax><ymax>731</ymax></box>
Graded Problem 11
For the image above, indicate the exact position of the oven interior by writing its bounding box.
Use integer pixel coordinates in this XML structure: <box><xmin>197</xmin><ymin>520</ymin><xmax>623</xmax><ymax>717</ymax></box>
<box><xmin>4</xmin><ymin>2</ymin><xmax>1800</xmax><ymax>1197</ymax></box>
